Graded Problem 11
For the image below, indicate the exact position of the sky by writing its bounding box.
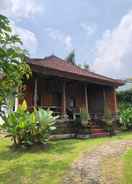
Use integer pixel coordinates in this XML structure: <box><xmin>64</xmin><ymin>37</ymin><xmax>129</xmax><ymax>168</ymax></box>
<box><xmin>0</xmin><ymin>0</ymin><xmax>132</xmax><ymax>81</ymax></box>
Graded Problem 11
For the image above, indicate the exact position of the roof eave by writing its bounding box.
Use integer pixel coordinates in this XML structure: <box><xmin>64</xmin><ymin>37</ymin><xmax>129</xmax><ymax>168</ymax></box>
<box><xmin>29</xmin><ymin>63</ymin><xmax>125</xmax><ymax>87</ymax></box>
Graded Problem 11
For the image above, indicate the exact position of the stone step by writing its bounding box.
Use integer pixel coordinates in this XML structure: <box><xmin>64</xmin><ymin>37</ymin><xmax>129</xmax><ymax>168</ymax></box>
<box><xmin>91</xmin><ymin>128</ymin><xmax>105</xmax><ymax>133</ymax></box>
<box><xmin>91</xmin><ymin>132</ymin><xmax>110</xmax><ymax>138</ymax></box>
<box><xmin>91</xmin><ymin>125</ymin><xmax>100</xmax><ymax>129</ymax></box>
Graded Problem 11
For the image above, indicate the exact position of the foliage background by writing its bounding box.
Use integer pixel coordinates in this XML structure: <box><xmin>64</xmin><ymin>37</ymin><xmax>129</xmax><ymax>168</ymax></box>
<box><xmin>0</xmin><ymin>15</ymin><xmax>31</xmax><ymax>118</ymax></box>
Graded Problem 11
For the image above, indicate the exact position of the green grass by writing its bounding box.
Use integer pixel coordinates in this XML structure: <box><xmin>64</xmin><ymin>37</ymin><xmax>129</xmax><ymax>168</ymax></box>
<box><xmin>122</xmin><ymin>148</ymin><xmax>132</xmax><ymax>184</ymax></box>
<box><xmin>0</xmin><ymin>132</ymin><xmax>132</xmax><ymax>184</ymax></box>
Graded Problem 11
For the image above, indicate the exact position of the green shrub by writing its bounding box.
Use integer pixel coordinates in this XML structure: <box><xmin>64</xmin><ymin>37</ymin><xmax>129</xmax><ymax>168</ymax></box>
<box><xmin>80</xmin><ymin>108</ymin><xmax>90</xmax><ymax>121</ymax></box>
<box><xmin>0</xmin><ymin>100</ymin><xmax>58</xmax><ymax>147</ymax></box>
<box><xmin>79</xmin><ymin>108</ymin><xmax>91</xmax><ymax>128</ymax></box>
<box><xmin>120</xmin><ymin>107</ymin><xmax>132</xmax><ymax>130</ymax></box>
<box><xmin>117</xmin><ymin>89</ymin><xmax>132</xmax><ymax>105</ymax></box>
<box><xmin>119</xmin><ymin>102</ymin><xmax>131</xmax><ymax>112</ymax></box>
<box><xmin>103</xmin><ymin>104</ymin><xmax>114</xmax><ymax>135</ymax></box>
<box><xmin>117</xmin><ymin>90</ymin><xmax>132</xmax><ymax>113</ymax></box>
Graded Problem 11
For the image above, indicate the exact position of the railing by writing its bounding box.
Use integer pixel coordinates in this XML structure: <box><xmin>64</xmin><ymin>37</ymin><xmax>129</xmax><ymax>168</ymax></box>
<box><xmin>89</xmin><ymin>112</ymin><xmax>119</xmax><ymax>121</ymax></box>
<box><xmin>28</xmin><ymin>106</ymin><xmax>120</xmax><ymax>121</ymax></box>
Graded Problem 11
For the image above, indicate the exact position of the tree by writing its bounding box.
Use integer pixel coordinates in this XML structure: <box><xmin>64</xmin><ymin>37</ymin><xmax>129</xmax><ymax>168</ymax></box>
<box><xmin>83</xmin><ymin>63</ymin><xmax>90</xmax><ymax>70</ymax></box>
<box><xmin>0</xmin><ymin>15</ymin><xmax>31</xmax><ymax>118</ymax></box>
<box><xmin>66</xmin><ymin>50</ymin><xmax>75</xmax><ymax>65</ymax></box>
<box><xmin>117</xmin><ymin>89</ymin><xmax>132</xmax><ymax>105</ymax></box>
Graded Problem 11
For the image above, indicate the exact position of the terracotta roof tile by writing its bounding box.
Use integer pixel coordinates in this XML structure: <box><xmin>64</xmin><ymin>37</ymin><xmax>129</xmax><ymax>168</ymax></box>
<box><xmin>28</xmin><ymin>55</ymin><xmax>124</xmax><ymax>86</ymax></box>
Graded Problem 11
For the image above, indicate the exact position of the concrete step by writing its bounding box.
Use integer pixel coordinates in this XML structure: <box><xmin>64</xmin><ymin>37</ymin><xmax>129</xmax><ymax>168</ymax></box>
<box><xmin>91</xmin><ymin>132</ymin><xmax>110</xmax><ymax>138</ymax></box>
<box><xmin>91</xmin><ymin>128</ymin><xmax>105</xmax><ymax>134</ymax></box>
<box><xmin>91</xmin><ymin>125</ymin><xmax>100</xmax><ymax>129</ymax></box>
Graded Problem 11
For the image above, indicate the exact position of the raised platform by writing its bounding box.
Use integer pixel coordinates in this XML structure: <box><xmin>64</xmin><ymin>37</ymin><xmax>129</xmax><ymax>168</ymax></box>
<box><xmin>51</xmin><ymin>119</ymin><xmax>111</xmax><ymax>140</ymax></box>
<box><xmin>90</xmin><ymin>123</ymin><xmax>110</xmax><ymax>138</ymax></box>
<box><xmin>91</xmin><ymin>132</ymin><xmax>110</xmax><ymax>138</ymax></box>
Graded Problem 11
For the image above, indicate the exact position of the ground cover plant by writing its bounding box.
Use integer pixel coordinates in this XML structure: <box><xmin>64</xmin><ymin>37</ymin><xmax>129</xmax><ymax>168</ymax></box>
<box><xmin>120</xmin><ymin>107</ymin><xmax>132</xmax><ymax>130</ymax></box>
<box><xmin>117</xmin><ymin>90</ymin><xmax>132</xmax><ymax>130</ymax></box>
<box><xmin>0</xmin><ymin>132</ymin><xmax>132</xmax><ymax>183</ymax></box>
<box><xmin>0</xmin><ymin>100</ymin><xmax>58</xmax><ymax>147</ymax></box>
<box><xmin>122</xmin><ymin>149</ymin><xmax>132</xmax><ymax>183</ymax></box>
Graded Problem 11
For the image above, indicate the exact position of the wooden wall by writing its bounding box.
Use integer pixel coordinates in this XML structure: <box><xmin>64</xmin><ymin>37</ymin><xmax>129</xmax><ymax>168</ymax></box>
<box><xmin>66</xmin><ymin>82</ymin><xmax>85</xmax><ymax>112</ymax></box>
<box><xmin>24</xmin><ymin>75</ymin><xmax>117</xmax><ymax>114</ymax></box>
<box><xmin>88</xmin><ymin>85</ymin><xmax>104</xmax><ymax>114</ymax></box>
<box><xmin>24</xmin><ymin>79</ymin><xmax>34</xmax><ymax>107</ymax></box>
<box><xmin>105</xmin><ymin>87</ymin><xmax>117</xmax><ymax>113</ymax></box>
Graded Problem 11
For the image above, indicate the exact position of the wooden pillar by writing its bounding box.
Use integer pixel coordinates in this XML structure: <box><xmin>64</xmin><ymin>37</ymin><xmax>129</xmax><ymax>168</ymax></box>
<box><xmin>62</xmin><ymin>81</ymin><xmax>67</xmax><ymax>117</ymax></box>
<box><xmin>114</xmin><ymin>88</ymin><xmax>118</xmax><ymax>113</ymax></box>
<box><xmin>84</xmin><ymin>84</ymin><xmax>88</xmax><ymax>112</ymax></box>
<box><xmin>103</xmin><ymin>87</ymin><xmax>107</xmax><ymax>111</ymax></box>
<box><xmin>34</xmin><ymin>79</ymin><xmax>38</xmax><ymax>107</ymax></box>
<box><xmin>103</xmin><ymin>88</ymin><xmax>106</xmax><ymax>102</ymax></box>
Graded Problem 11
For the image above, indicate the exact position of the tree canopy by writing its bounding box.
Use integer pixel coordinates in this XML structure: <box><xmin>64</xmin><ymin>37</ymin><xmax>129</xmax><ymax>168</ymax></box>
<box><xmin>83</xmin><ymin>63</ymin><xmax>90</xmax><ymax>70</ymax></box>
<box><xmin>66</xmin><ymin>50</ymin><xmax>75</xmax><ymax>65</ymax></box>
<box><xmin>117</xmin><ymin>89</ymin><xmax>132</xmax><ymax>106</ymax></box>
<box><xmin>0</xmin><ymin>15</ymin><xmax>31</xmax><ymax>117</ymax></box>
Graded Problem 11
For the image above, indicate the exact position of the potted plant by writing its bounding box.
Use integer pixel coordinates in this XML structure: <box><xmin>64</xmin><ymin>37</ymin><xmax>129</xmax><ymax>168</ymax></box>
<box><xmin>103</xmin><ymin>106</ymin><xmax>114</xmax><ymax>135</ymax></box>
<box><xmin>80</xmin><ymin>108</ymin><xmax>90</xmax><ymax>128</ymax></box>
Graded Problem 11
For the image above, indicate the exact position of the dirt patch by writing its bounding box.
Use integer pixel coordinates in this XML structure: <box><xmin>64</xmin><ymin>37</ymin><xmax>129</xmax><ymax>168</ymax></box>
<box><xmin>63</xmin><ymin>140</ymin><xmax>132</xmax><ymax>184</ymax></box>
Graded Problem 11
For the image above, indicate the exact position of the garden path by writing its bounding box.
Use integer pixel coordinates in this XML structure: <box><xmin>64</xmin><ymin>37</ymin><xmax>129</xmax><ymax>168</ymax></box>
<box><xmin>63</xmin><ymin>140</ymin><xmax>132</xmax><ymax>184</ymax></box>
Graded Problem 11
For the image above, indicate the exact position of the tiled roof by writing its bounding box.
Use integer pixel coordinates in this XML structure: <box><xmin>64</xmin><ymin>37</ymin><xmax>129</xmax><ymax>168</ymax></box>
<box><xmin>28</xmin><ymin>55</ymin><xmax>124</xmax><ymax>86</ymax></box>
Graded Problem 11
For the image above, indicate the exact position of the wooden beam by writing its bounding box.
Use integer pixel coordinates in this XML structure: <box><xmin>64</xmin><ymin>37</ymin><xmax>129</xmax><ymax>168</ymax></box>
<box><xmin>34</xmin><ymin>79</ymin><xmax>38</xmax><ymax>107</ymax></box>
<box><xmin>84</xmin><ymin>84</ymin><xmax>88</xmax><ymax>112</ymax></box>
<box><xmin>62</xmin><ymin>81</ymin><xmax>66</xmax><ymax>116</ymax></box>
<box><xmin>30</xmin><ymin>65</ymin><xmax>120</xmax><ymax>87</ymax></box>
<box><xmin>103</xmin><ymin>87</ymin><xmax>107</xmax><ymax>112</ymax></box>
<box><xmin>114</xmin><ymin>88</ymin><xmax>118</xmax><ymax>113</ymax></box>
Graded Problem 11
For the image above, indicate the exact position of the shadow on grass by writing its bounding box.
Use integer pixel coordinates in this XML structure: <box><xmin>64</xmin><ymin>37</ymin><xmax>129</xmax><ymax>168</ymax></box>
<box><xmin>1</xmin><ymin>133</ymin><xmax>132</xmax><ymax>184</ymax></box>
<box><xmin>0</xmin><ymin>146</ymin><xmax>24</xmax><ymax>161</ymax></box>
<box><xmin>0</xmin><ymin>139</ymin><xmax>81</xmax><ymax>161</ymax></box>
<box><xmin>0</xmin><ymin>139</ymin><xmax>77</xmax><ymax>183</ymax></box>
<box><xmin>47</xmin><ymin>139</ymin><xmax>80</xmax><ymax>154</ymax></box>
<box><xmin>1</xmin><ymin>133</ymin><xmax>128</xmax><ymax>161</ymax></box>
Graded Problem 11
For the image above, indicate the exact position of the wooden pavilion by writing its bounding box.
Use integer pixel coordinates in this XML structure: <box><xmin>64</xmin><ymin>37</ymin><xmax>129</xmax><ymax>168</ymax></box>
<box><xmin>24</xmin><ymin>55</ymin><xmax>124</xmax><ymax>122</ymax></box>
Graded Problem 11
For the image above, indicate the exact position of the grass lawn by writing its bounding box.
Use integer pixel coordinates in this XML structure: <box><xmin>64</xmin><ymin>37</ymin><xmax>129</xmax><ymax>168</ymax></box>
<box><xmin>0</xmin><ymin>132</ymin><xmax>132</xmax><ymax>184</ymax></box>
<box><xmin>102</xmin><ymin>147</ymin><xmax>132</xmax><ymax>184</ymax></box>
<box><xmin>122</xmin><ymin>148</ymin><xmax>132</xmax><ymax>184</ymax></box>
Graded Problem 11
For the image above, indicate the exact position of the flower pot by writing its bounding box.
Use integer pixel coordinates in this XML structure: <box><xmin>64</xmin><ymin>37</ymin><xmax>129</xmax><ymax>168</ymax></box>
<box><xmin>81</xmin><ymin>120</ymin><xmax>88</xmax><ymax>128</ymax></box>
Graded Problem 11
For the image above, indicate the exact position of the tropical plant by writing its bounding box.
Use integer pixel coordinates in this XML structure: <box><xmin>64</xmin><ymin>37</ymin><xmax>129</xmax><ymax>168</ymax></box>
<box><xmin>80</xmin><ymin>108</ymin><xmax>90</xmax><ymax>127</ymax></box>
<box><xmin>103</xmin><ymin>109</ymin><xmax>113</xmax><ymax>125</ymax></box>
<box><xmin>34</xmin><ymin>108</ymin><xmax>58</xmax><ymax>143</ymax></box>
<box><xmin>0</xmin><ymin>100</ymin><xmax>58</xmax><ymax>147</ymax></box>
<box><xmin>66</xmin><ymin>50</ymin><xmax>75</xmax><ymax>65</ymax></box>
<box><xmin>0</xmin><ymin>15</ymin><xmax>31</xmax><ymax>119</ymax></box>
<box><xmin>80</xmin><ymin>109</ymin><xmax>90</xmax><ymax>121</ymax></box>
<box><xmin>120</xmin><ymin>107</ymin><xmax>132</xmax><ymax>130</ymax></box>
<box><xmin>83</xmin><ymin>63</ymin><xmax>90</xmax><ymax>70</ymax></box>
<box><xmin>103</xmin><ymin>101</ymin><xmax>114</xmax><ymax>135</ymax></box>
<box><xmin>117</xmin><ymin>89</ymin><xmax>132</xmax><ymax>108</ymax></box>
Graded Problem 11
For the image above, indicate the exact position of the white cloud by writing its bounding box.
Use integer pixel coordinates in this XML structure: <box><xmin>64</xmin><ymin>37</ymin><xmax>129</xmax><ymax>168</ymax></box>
<box><xmin>92</xmin><ymin>11</ymin><xmax>132</xmax><ymax>79</ymax></box>
<box><xmin>11</xmin><ymin>21</ymin><xmax>38</xmax><ymax>56</ymax></box>
<box><xmin>0</xmin><ymin>0</ymin><xmax>42</xmax><ymax>19</ymax></box>
<box><xmin>80</xmin><ymin>23</ymin><xmax>97</xmax><ymax>36</ymax></box>
<box><xmin>45</xmin><ymin>28</ymin><xmax>73</xmax><ymax>51</ymax></box>
<box><xmin>64</xmin><ymin>36</ymin><xmax>73</xmax><ymax>51</ymax></box>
